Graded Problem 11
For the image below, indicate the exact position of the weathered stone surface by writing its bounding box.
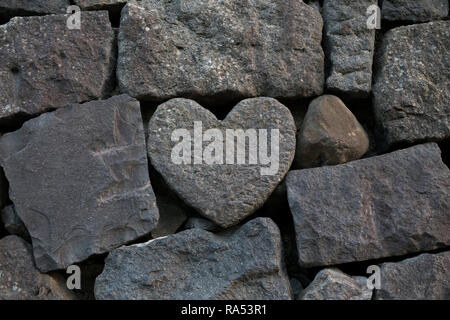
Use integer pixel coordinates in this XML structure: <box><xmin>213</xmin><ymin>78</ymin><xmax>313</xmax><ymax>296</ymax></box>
<box><xmin>0</xmin><ymin>205</ymin><xmax>30</xmax><ymax>241</ymax></box>
<box><xmin>323</xmin><ymin>0</ymin><xmax>377</xmax><ymax>98</ymax></box>
<box><xmin>95</xmin><ymin>218</ymin><xmax>292</xmax><ymax>300</ymax></box>
<box><xmin>0</xmin><ymin>95</ymin><xmax>159</xmax><ymax>272</ymax></box>
<box><xmin>74</xmin><ymin>0</ymin><xmax>127</xmax><ymax>10</ymax></box>
<box><xmin>295</xmin><ymin>95</ymin><xmax>369</xmax><ymax>168</ymax></box>
<box><xmin>300</xmin><ymin>269</ymin><xmax>372</xmax><ymax>300</ymax></box>
<box><xmin>184</xmin><ymin>217</ymin><xmax>220</xmax><ymax>232</ymax></box>
<box><xmin>375</xmin><ymin>251</ymin><xmax>450</xmax><ymax>300</ymax></box>
<box><xmin>147</xmin><ymin>98</ymin><xmax>296</xmax><ymax>228</ymax></box>
<box><xmin>0</xmin><ymin>12</ymin><xmax>115</xmax><ymax>123</ymax></box>
<box><xmin>382</xmin><ymin>0</ymin><xmax>449</xmax><ymax>22</ymax></box>
<box><xmin>0</xmin><ymin>0</ymin><xmax>68</xmax><ymax>20</ymax></box>
<box><xmin>0</xmin><ymin>235</ymin><xmax>76</xmax><ymax>300</ymax></box>
<box><xmin>373</xmin><ymin>21</ymin><xmax>450</xmax><ymax>147</ymax></box>
<box><xmin>287</xmin><ymin>143</ymin><xmax>450</xmax><ymax>267</ymax></box>
<box><xmin>118</xmin><ymin>0</ymin><xmax>324</xmax><ymax>101</ymax></box>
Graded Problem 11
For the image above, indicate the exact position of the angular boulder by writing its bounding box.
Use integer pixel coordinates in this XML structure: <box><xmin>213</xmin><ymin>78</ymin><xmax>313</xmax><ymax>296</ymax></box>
<box><xmin>382</xmin><ymin>0</ymin><xmax>449</xmax><ymax>23</ymax></box>
<box><xmin>0</xmin><ymin>235</ymin><xmax>76</xmax><ymax>300</ymax></box>
<box><xmin>373</xmin><ymin>21</ymin><xmax>450</xmax><ymax>147</ymax></box>
<box><xmin>300</xmin><ymin>269</ymin><xmax>372</xmax><ymax>300</ymax></box>
<box><xmin>375</xmin><ymin>251</ymin><xmax>450</xmax><ymax>300</ymax></box>
<box><xmin>287</xmin><ymin>143</ymin><xmax>450</xmax><ymax>267</ymax></box>
<box><xmin>118</xmin><ymin>0</ymin><xmax>324</xmax><ymax>101</ymax></box>
<box><xmin>0</xmin><ymin>95</ymin><xmax>159</xmax><ymax>272</ymax></box>
<box><xmin>147</xmin><ymin>98</ymin><xmax>296</xmax><ymax>228</ymax></box>
<box><xmin>295</xmin><ymin>95</ymin><xmax>369</xmax><ymax>168</ymax></box>
<box><xmin>323</xmin><ymin>0</ymin><xmax>377</xmax><ymax>98</ymax></box>
<box><xmin>95</xmin><ymin>218</ymin><xmax>292</xmax><ymax>300</ymax></box>
<box><xmin>0</xmin><ymin>12</ymin><xmax>115</xmax><ymax>123</ymax></box>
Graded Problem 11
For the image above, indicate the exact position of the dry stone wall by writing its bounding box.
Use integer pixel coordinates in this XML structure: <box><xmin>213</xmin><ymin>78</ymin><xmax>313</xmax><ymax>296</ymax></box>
<box><xmin>0</xmin><ymin>0</ymin><xmax>449</xmax><ymax>300</ymax></box>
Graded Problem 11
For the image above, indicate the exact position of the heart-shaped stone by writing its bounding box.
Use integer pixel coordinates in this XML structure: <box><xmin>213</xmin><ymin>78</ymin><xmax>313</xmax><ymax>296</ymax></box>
<box><xmin>147</xmin><ymin>98</ymin><xmax>296</xmax><ymax>228</ymax></box>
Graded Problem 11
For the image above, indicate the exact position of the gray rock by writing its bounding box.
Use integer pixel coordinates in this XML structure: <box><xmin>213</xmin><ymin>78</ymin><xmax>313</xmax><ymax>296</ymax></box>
<box><xmin>0</xmin><ymin>235</ymin><xmax>76</xmax><ymax>300</ymax></box>
<box><xmin>147</xmin><ymin>98</ymin><xmax>296</xmax><ymax>228</ymax></box>
<box><xmin>74</xmin><ymin>0</ymin><xmax>127</xmax><ymax>10</ymax></box>
<box><xmin>0</xmin><ymin>95</ymin><xmax>159</xmax><ymax>272</ymax></box>
<box><xmin>287</xmin><ymin>143</ymin><xmax>450</xmax><ymax>267</ymax></box>
<box><xmin>295</xmin><ymin>95</ymin><xmax>369</xmax><ymax>168</ymax></box>
<box><xmin>300</xmin><ymin>269</ymin><xmax>372</xmax><ymax>300</ymax></box>
<box><xmin>382</xmin><ymin>0</ymin><xmax>449</xmax><ymax>22</ymax></box>
<box><xmin>0</xmin><ymin>0</ymin><xmax>68</xmax><ymax>20</ymax></box>
<box><xmin>184</xmin><ymin>217</ymin><xmax>220</xmax><ymax>232</ymax></box>
<box><xmin>0</xmin><ymin>205</ymin><xmax>30</xmax><ymax>241</ymax></box>
<box><xmin>0</xmin><ymin>12</ymin><xmax>115</xmax><ymax>123</ymax></box>
<box><xmin>95</xmin><ymin>218</ymin><xmax>292</xmax><ymax>300</ymax></box>
<box><xmin>373</xmin><ymin>21</ymin><xmax>450</xmax><ymax>148</ymax></box>
<box><xmin>323</xmin><ymin>0</ymin><xmax>377</xmax><ymax>98</ymax></box>
<box><xmin>375</xmin><ymin>251</ymin><xmax>450</xmax><ymax>300</ymax></box>
<box><xmin>118</xmin><ymin>0</ymin><xmax>324</xmax><ymax>101</ymax></box>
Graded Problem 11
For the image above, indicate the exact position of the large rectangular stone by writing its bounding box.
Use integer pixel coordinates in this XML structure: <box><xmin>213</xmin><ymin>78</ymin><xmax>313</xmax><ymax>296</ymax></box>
<box><xmin>287</xmin><ymin>143</ymin><xmax>450</xmax><ymax>267</ymax></box>
<box><xmin>375</xmin><ymin>251</ymin><xmax>450</xmax><ymax>300</ymax></box>
<box><xmin>117</xmin><ymin>0</ymin><xmax>324</xmax><ymax>101</ymax></box>
<box><xmin>323</xmin><ymin>0</ymin><xmax>377</xmax><ymax>98</ymax></box>
<box><xmin>373</xmin><ymin>21</ymin><xmax>450</xmax><ymax>147</ymax></box>
<box><xmin>0</xmin><ymin>95</ymin><xmax>159</xmax><ymax>272</ymax></box>
<box><xmin>0</xmin><ymin>12</ymin><xmax>115</xmax><ymax>124</ymax></box>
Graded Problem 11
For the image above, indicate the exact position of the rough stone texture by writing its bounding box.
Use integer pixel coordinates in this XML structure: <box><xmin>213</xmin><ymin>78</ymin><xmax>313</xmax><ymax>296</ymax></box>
<box><xmin>300</xmin><ymin>269</ymin><xmax>372</xmax><ymax>300</ymax></box>
<box><xmin>74</xmin><ymin>0</ymin><xmax>127</xmax><ymax>10</ymax></box>
<box><xmin>183</xmin><ymin>217</ymin><xmax>220</xmax><ymax>232</ymax></box>
<box><xmin>0</xmin><ymin>95</ymin><xmax>159</xmax><ymax>272</ymax></box>
<box><xmin>118</xmin><ymin>0</ymin><xmax>324</xmax><ymax>101</ymax></box>
<box><xmin>287</xmin><ymin>143</ymin><xmax>450</xmax><ymax>267</ymax></box>
<box><xmin>0</xmin><ymin>12</ymin><xmax>115</xmax><ymax>124</ymax></box>
<box><xmin>375</xmin><ymin>251</ymin><xmax>450</xmax><ymax>300</ymax></box>
<box><xmin>147</xmin><ymin>98</ymin><xmax>296</xmax><ymax>228</ymax></box>
<box><xmin>0</xmin><ymin>236</ymin><xmax>76</xmax><ymax>300</ymax></box>
<box><xmin>382</xmin><ymin>0</ymin><xmax>449</xmax><ymax>22</ymax></box>
<box><xmin>0</xmin><ymin>0</ymin><xmax>68</xmax><ymax>21</ymax></box>
<box><xmin>95</xmin><ymin>218</ymin><xmax>292</xmax><ymax>300</ymax></box>
<box><xmin>373</xmin><ymin>21</ymin><xmax>450</xmax><ymax>148</ymax></box>
<box><xmin>295</xmin><ymin>95</ymin><xmax>369</xmax><ymax>168</ymax></box>
<box><xmin>0</xmin><ymin>205</ymin><xmax>30</xmax><ymax>241</ymax></box>
<box><xmin>323</xmin><ymin>0</ymin><xmax>377</xmax><ymax>98</ymax></box>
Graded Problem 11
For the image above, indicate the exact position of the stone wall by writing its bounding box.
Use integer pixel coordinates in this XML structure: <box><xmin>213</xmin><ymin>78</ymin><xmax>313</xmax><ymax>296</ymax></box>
<box><xmin>0</xmin><ymin>0</ymin><xmax>449</xmax><ymax>300</ymax></box>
